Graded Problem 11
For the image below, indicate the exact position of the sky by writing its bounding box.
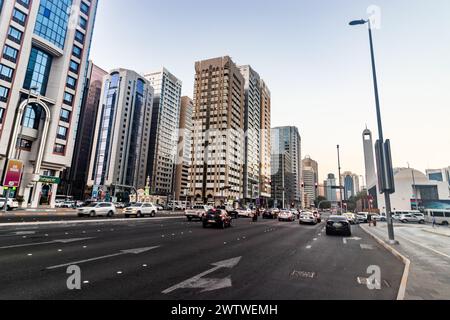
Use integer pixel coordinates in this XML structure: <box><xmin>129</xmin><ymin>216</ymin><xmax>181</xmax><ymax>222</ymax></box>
<box><xmin>89</xmin><ymin>0</ymin><xmax>450</xmax><ymax>183</ymax></box>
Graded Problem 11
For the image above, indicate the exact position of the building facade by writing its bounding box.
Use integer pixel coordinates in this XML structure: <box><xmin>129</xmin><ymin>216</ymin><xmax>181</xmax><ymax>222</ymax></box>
<box><xmin>0</xmin><ymin>0</ymin><xmax>98</xmax><ymax>207</ymax></box>
<box><xmin>426</xmin><ymin>167</ymin><xmax>450</xmax><ymax>186</ymax></box>
<box><xmin>238</xmin><ymin>65</ymin><xmax>261</xmax><ymax>203</ymax></box>
<box><xmin>189</xmin><ymin>56</ymin><xmax>245</xmax><ymax>204</ymax></box>
<box><xmin>341</xmin><ymin>171</ymin><xmax>360</xmax><ymax>200</ymax></box>
<box><xmin>145</xmin><ymin>68</ymin><xmax>182</xmax><ymax>196</ymax></box>
<box><xmin>302</xmin><ymin>156</ymin><xmax>319</xmax><ymax>207</ymax></box>
<box><xmin>259</xmin><ymin>79</ymin><xmax>271</xmax><ymax>201</ymax></box>
<box><xmin>59</xmin><ymin>61</ymin><xmax>107</xmax><ymax>200</ymax></box>
<box><xmin>174</xmin><ymin>96</ymin><xmax>193</xmax><ymax>200</ymax></box>
<box><xmin>271</xmin><ymin>126</ymin><xmax>302</xmax><ymax>207</ymax></box>
<box><xmin>324</xmin><ymin>173</ymin><xmax>337</xmax><ymax>202</ymax></box>
<box><xmin>87</xmin><ymin>69</ymin><xmax>154</xmax><ymax>199</ymax></box>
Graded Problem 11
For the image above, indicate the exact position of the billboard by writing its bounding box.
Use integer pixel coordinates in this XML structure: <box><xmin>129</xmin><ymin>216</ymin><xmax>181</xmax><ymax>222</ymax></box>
<box><xmin>3</xmin><ymin>160</ymin><xmax>24</xmax><ymax>188</ymax></box>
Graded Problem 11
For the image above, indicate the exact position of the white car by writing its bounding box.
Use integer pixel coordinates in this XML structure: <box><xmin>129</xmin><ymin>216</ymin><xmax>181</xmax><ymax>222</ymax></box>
<box><xmin>299</xmin><ymin>211</ymin><xmax>318</xmax><ymax>225</ymax></box>
<box><xmin>237</xmin><ymin>208</ymin><xmax>254</xmax><ymax>218</ymax></box>
<box><xmin>77</xmin><ymin>202</ymin><xmax>116</xmax><ymax>217</ymax></box>
<box><xmin>123</xmin><ymin>202</ymin><xmax>158</xmax><ymax>218</ymax></box>
<box><xmin>185</xmin><ymin>205</ymin><xmax>212</xmax><ymax>221</ymax></box>
<box><xmin>399</xmin><ymin>213</ymin><xmax>425</xmax><ymax>224</ymax></box>
<box><xmin>278</xmin><ymin>210</ymin><xmax>295</xmax><ymax>222</ymax></box>
<box><xmin>0</xmin><ymin>197</ymin><xmax>19</xmax><ymax>211</ymax></box>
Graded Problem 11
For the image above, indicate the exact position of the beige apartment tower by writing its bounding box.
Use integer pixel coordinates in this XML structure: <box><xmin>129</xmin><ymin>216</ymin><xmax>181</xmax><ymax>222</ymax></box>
<box><xmin>189</xmin><ymin>56</ymin><xmax>245</xmax><ymax>204</ymax></box>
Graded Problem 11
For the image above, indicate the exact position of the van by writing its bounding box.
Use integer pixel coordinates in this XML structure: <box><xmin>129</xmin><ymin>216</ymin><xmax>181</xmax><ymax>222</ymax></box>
<box><xmin>424</xmin><ymin>209</ymin><xmax>450</xmax><ymax>226</ymax></box>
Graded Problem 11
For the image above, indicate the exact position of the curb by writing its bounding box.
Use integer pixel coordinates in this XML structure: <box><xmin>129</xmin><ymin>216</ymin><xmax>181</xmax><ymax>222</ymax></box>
<box><xmin>360</xmin><ymin>225</ymin><xmax>410</xmax><ymax>301</ymax></box>
<box><xmin>422</xmin><ymin>229</ymin><xmax>450</xmax><ymax>238</ymax></box>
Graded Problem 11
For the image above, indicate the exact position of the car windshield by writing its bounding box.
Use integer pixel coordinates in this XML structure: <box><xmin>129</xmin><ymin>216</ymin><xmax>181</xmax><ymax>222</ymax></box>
<box><xmin>130</xmin><ymin>203</ymin><xmax>143</xmax><ymax>207</ymax></box>
<box><xmin>85</xmin><ymin>203</ymin><xmax>98</xmax><ymax>207</ymax></box>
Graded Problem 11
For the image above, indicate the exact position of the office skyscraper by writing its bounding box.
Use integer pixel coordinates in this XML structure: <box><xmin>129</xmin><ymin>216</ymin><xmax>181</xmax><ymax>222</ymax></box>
<box><xmin>189</xmin><ymin>56</ymin><xmax>245</xmax><ymax>204</ymax></box>
<box><xmin>87</xmin><ymin>69</ymin><xmax>154</xmax><ymax>198</ymax></box>
<box><xmin>259</xmin><ymin>80</ymin><xmax>272</xmax><ymax>202</ymax></box>
<box><xmin>0</xmin><ymin>0</ymin><xmax>98</xmax><ymax>207</ymax></box>
<box><xmin>145</xmin><ymin>68</ymin><xmax>182</xmax><ymax>196</ymax></box>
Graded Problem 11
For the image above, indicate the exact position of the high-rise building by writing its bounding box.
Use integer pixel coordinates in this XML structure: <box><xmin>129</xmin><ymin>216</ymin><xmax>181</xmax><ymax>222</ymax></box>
<box><xmin>259</xmin><ymin>80</ymin><xmax>271</xmax><ymax>202</ymax></box>
<box><xmin>325</xmin><ymin>173</ymin><xmax>337</xmax><ymax>202</ymax></box>
<box><xmin>271</xmin><ymin>126</ymin><xmax>301</xmax><ymax>208</ymax></box>
<box><xmin>238</xmin><ymin>65</ymin><xmax>261</xmax><ymax>203</ymax></box>
<box><xmin>341</xmin><ymin>171</ymin><xmax>360</xmax><ymax>200</ymax></box>
<box><xmin>271</xmin><ymin>149</ymin><xmax>292</xmax><ymax>209</ymax></box>
<box><xmin>145</xmin><ymin>68</ymin><xmax>182</xmax><ymax>196</ymax></box>
<box><xmin>59</xmin><ymin>61</ymin><xmax>107</xmax><ymax>200</ymax></box>
<box><xmin>363</xmin><ymin>128</ymin><xmax>378</xmax><ymax>206</ymax></box>
<box><xmin>302</xmin><ymin>156</ymin><xmax>319</xmax><ymax>207</ymax></box>
<box><xmin>0</xmin><ymin>0</ymin><xmax>98</xmax><ymax>207</ymax></box>
<box><xmin>174</xmin><ymin>96</ymin><xmax>193</xmax><ymax>200</ymax></box>
<box><xmin>189</xmin><ymin>56</ymin><xmax>245</xmax><ymax>204</ymax></box>
<box><xmin>87</xmin><ymin>69</ymin><xmax>154</xmax><ymax>199</ymax></box>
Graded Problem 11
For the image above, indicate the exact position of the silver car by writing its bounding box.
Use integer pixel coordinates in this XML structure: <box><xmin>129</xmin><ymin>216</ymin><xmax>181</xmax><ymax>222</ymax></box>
<box><xmin>78</xmin><ymin>202</ymin><xmax>116</xmax><ymax>217</ymax></box>
<box><xmin>299</xmin><ymin>212</ymin><xmax>318</xmax><ymax>225</ymax></box>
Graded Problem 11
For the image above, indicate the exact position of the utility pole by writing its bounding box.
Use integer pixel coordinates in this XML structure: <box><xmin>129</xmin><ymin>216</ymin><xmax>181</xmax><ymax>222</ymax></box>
<box><xmin>337</xmin><ymin>145</ymin><xmax>343</xmax><ymax>214</ymax></box>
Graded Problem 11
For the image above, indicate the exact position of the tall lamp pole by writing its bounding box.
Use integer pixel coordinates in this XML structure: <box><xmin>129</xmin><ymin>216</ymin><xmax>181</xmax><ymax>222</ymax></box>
<box><xmin>337</xmin><ymin>145</ymin><xmax>343</xmax><ymax>214</ymax></box>
<box><xmin>350</xmin><ymin>18</ymin><xmax>396</xmax><ymax>243</ymax></box>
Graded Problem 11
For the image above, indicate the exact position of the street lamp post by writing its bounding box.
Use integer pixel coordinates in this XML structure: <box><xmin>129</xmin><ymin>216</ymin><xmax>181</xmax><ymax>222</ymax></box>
<box><xmin>337</xmin><ymin>145</ymin><xmax>343</xmax><ymax>214</ymax></box>
<box><xmin>350</xmin><ymin>18</ymin><xmax>396</xmax><ymax>243</ymax></box>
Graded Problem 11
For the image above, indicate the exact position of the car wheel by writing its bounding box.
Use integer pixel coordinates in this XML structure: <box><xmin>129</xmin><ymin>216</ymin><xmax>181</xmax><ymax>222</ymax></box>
<box><xmin>137</xmin><ymin>211</ymin><xmax>142</xmax><ymax>218</ymax></box>
<box><xmin>220</xmin><ymin>221</ymin><xmax>225</xmax><ymax>229</ymax></box>
<box><xmin>419</xmin><ymin>220</ymin><xmax>425</xmax><ymax>224</ymax></box>
<box><xmin>90</xmin><ymin>211</ymin><xmax>96</xmax><ymax>217</ymax></box>
<box><xmin>402</xmin><ymin>220</ymin><xmax>407</xmax><ymax>223</ymax></box>
<box><xmin>107</xmin><ymin>211</ymin><xmax>114</xmax><ymax>217</ymax></box>
<box><xmin>442</xmin><ymin>221</ymin><xmax>449</xmax><ymax>226</ymax></box>
<box><xmin>151</xmin><ymin>211</ymin><xmax>156</xmax><ymax>217</ymax></box>
<box><xmin>6</xmin><ymin>205</ymin><xmax>11</xmax><ymax>211</ymax></box>
<box><xmin>346</xmin><ymin>231</ymin><xmax>352</xmax><ymax>237</ymax></box>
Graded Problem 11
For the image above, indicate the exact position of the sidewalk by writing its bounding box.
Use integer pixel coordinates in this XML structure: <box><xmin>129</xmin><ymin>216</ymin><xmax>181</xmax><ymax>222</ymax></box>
<box><xmin>361</xmin><ymin>223</ymin><xmax>450</xmax><ymax>300</ymax></box>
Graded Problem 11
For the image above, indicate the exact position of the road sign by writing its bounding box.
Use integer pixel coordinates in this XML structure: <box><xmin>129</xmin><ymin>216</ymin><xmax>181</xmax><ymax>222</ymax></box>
<box><xmin>375</xmin><ymin>139</ymin><xmax>395</xmax><ymax>194</ymax></box>
<box><xmin>3</xmin><ymin>160</ymin><xmax>24</xmax><ymax>188</ymax></box>
<box><xmin>38</xmin><ymin>175</ymin><xmax>61</xmax><ymax>184</ymax></box>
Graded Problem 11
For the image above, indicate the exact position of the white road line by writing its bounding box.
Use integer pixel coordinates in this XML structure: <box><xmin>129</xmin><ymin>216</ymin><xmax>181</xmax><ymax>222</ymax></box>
<box><xmin>306</xmin><ymin>245</ymin><xmax>312</xmax><ymax>249</ymax></box>
<box><xmin>0</xmin><ymin>237</ymin><xmax>94</xmax><ymax>249</ymax></box>
<box><xmin>46</xmin><ymin>246</ymin><xmax>160</xmax><ymax>270</ymax></box>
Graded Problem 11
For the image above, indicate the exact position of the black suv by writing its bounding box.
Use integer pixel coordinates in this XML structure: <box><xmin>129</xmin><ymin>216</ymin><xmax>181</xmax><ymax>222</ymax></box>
<box><xmin>202</xmin><ymin>208</ymin><xmax>232</xmax><ymax>229</ymax></box>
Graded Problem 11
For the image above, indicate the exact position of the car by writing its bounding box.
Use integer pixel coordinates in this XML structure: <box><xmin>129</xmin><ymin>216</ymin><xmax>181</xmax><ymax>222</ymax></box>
<box><xmin>0</xmin><ymin>197</ymin><xmax>19</xmax><ymax>211</ymax></box>
<box><xmin>237</xmin><ymin>208</ymin><xmax>253</xmax><ymax>218</ymax></box>
<box><xmin>372</xmin><ymin>213</ymin><xmax>387</xmax><ymax>222</ymax></box>
<box><xmin>216</xmin><ymin>205</ymin><xmax>239</xmax><ymax>219</ymax></box>
<box><xmin>202</xmin><ymin>208</ymin><xmax>232</xmax><ymax>229</ymax></box>
<box><xmin>113</xmin><ymin>202</ymin><xmax>126</xmax><ymax>209</ymax></box>
<box><xmin>343</xmin><ymin>212</ymin><xmax>358</xmax><ymax>225</ymax></box>
<box><xmin>326</xmin><ymin>215</ymin><xmax>352</xmax><ymax>236</ymax></box>
<box><xmin>356</xmin><ymin>212</ymin><xmax>369</xmax><ymax>223</ymax></box>
<box><xmin>77</xmin><ymin>202</ymin><xmax>116</xmax><ymax>217</ymax></box>
<box><xmin>155</xmin><ymin>205</ymin><xmax>164</xmax><ymax>211</ymax></box>
<box><xmin>399</xmin><ymin>213</ymin><xmax>425</xmax><ymax>224</ymax></box>
<box><xmin>185</xmin><ymin>205</ymin><xmax>212</xmax><ymax>221</ymax></box>
<box><xmin>263</xmin><ymin>208</ymin><xmax>279</xmax><ymax>219</ymax></box>
<box><xmin>278</xmin><ymin>210</ymin><xmax>295</xmax><ymax>222</ymax></box>
<box><xmin>299</xmin><ymin>211</ymin><xmax>318</xmax><ymax>225</ymax></box>
<box><xmin>123</xmin><ymin>202</ymin><xmax>157</xmax><ymax>218</ymax></box>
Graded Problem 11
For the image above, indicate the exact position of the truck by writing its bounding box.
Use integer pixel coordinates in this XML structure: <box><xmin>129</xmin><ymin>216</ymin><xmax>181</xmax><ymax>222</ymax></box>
<box><xmin>185</xmin><ymin>205</ymin><xmax>212</xmax><ymax>221</ymax></box>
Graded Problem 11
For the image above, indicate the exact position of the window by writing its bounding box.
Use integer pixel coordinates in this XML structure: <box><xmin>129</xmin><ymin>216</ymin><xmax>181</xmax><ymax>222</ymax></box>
<box><xmin>66</xmin><ymin>76</ymin><xmax>77</xmax><ymax>89</ymax></box>
<box><xmin>79</xmin><ymin>16</ymin><xmax>87</xmax><ymax>30</ymax></box>
<box><xmin>74</xmin><ymin>30</ymin><xmax>84</xmax><ymax>44</ymax></box>
<box><xmin>0</xmin><ymin>64</ymin><xmax>14</xmax><ymax>82</ymax></box>
<box><xmin>80</xmin><ymin>1</ymin><xmax>89</xmax><ymax>15</ymax></box>
<box><xmin>60</xmin><ymin>108</ymin><xmax>71</xmax><ymax>122</ymax></box>
<box><xmin>69</xmin><ymin>60</ymin><xmax>79</xmax><ymax>73</ymax></box>
<box><xmin>0</xmin><ymin>108</ymin><xmax>4</xmax><ymax>124</ymax></box>
<box><xmin>23</xmin><ymin>47</ymin><xmax>53</xmax><ymax>95</ymax></box>
<box><xmin>17</xmin><ymin>0</ymin><xmax>30</xmax><ymax>8</ymax></box>
<box><xmin>54</xmin><ymin>143</ymin><xmax>66</xmax><ymax>154</ymax></box>
<box><xmin>2</xmin><ymin>45</ymin><xmax>19</xmax><ymax>63</ymax></box>
<box><xmin>17</xmin><ymin>138</ymin><xmax>32</xmax><ymax>151</ymax></box>
<box><xmin>7</xmin><ymin>26</ymin><xmax>23</xmax><ymax>44</ymax></box>
<box><xmin>72</xmin><ymin>45</ymin><xmax>82</xmax><ymax>58</ymax></box>
<box><xmin>63</xmin><ymin>92</ymin><xmax>74</xmax><ymax>105</ymax></box>
<box><xmin>33</xmin><ymin>0</ymin><xmax>73</xmax><ymax>49</ymax></box>
<box><xmin>22</xmin><ymin>105</ymin><xmax>36</xmax><ymax>129</ymax></box>
<box><xmin>57</xmin><ymin>126</ymin><xmax>68</xmax><ymax>140</ymax></box>
<box><xmin>0</xmin><ymin>86</ymin><xmax>9</xmax><ymax>102</ymax></box>
<box><xmin>12</xmin><ymin>8</ymin><xmax>27</xmax><ymax>25</ymax></box>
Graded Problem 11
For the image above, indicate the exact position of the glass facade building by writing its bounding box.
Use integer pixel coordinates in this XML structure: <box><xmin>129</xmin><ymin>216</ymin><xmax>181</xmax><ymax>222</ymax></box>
<box><xmin>34</xmin><ymin>0</ymin><xmax>73</xmax><ymax>49</ymax></box>
<box><xmin>23</xmin><ymin>47</ymin><xmax>53</xmax><ymax>95</ymax></box>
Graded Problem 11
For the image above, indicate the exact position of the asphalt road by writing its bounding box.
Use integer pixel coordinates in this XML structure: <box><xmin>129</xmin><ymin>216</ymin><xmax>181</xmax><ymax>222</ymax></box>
<box><xmin>0</xmin><ymin>215</ymin><xmax>404</xmax><ymax>300</ymax></box>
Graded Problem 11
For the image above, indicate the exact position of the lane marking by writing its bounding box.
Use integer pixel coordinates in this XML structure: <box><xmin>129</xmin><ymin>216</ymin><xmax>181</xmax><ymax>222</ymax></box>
<box><xmin>360</xmin><ymin>244</ymin><xmax>375</xmax><ymax>250</ymax></box>
<box><xmin>46</xmin><ymin>246</ymin><xmax>160</xmax><ymax>270</ymax></box>
<box><xmin>162</xmin><ymin>257</ymin><xmax>241</xmax><ymax>294</ymax></box>
<box><xmin>343</xmin><ymin>237</ymin><xmax>362</xmax><ymax>244</ymax></box>
<box><xmin>306</xmin><ymin>245</ymin><xmax>312</xmax><ymax>249</ymax></box>
<box><xmin>291</xmin><ymin>270</ymin><xmax>316</xmax><ymax>279</ymax></box>
<box><xmin>0</xmin><ymin>237</ymin><xmax>94</xmax><ymax>249</ymax></box>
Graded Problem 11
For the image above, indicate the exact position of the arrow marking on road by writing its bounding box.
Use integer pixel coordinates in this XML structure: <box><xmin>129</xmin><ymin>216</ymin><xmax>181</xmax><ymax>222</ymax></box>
<box><xmin>343</xmin><ymin>237</ymin><xmax>362</xmax><ymax>244</ymax></box>
<box><xmin>360</xmin><ymin>244</ymin><xmax>375</xmax><ymax>250</ymax></box>
<box><xmin>46</xmin><ymin>246</ymin><xmax>160</xmax><ymax>270</ymax></box>
<box><xmin>0</xmin><ymin>237</ymin><xmax>94</xmax><ymax>249</ymax></box>
<box><xmin>162</xmin><ymin>256</ymin><xmax>242</xmax><ymax>294</ymax></box>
